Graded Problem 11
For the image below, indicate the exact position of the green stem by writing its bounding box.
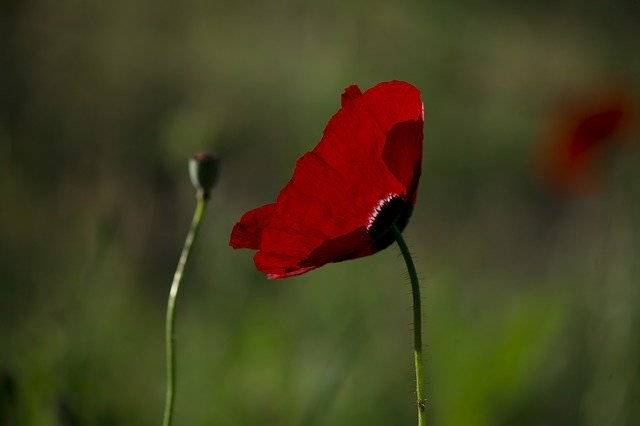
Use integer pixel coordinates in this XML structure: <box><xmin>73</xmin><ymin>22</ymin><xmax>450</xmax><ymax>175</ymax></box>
<box><xmin>391</xmin><ymin>224</ymin><xmax>426</xmax><ymax>426</ymax></box>
<box><xmin>163</xmin><ymin>193</ymin><xmax>208</xmax><ymax>426</ymax></box>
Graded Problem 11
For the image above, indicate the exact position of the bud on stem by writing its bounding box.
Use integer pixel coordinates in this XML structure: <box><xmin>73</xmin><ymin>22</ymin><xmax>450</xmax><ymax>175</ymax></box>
<box><xmin>189</xmin><ymin>152</ymin><xmax>220</xmax><ymax>199</ymax></box>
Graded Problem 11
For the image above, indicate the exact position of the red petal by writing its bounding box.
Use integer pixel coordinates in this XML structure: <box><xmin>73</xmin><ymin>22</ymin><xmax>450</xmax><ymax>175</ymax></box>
<box><xmin>229</xmin><ymin>203</ymin><xmax>276</xmax><ymax>249</ymax></box>
<box><xmin>354</xmin><ymin>81</ymin><xmax>423</xmax><ymax>136</ymax></box>
<box><xmin>254</xmin><ymin>252</ymin><xmax>315</xmax><ymax>279</ymax></box>
<box><xmin>570</xmin><ymin>109</ymin><xmax>625</xmax><ymax>158</ymax></box>
<box><xmin>315</xmin><ymin>81</ymin><xmax>423</xmax><ymax>177</ymax></box>
<box><xmin>254</xmin><ymin>152</ymin><xmax>384</xmax><ymax>278</ymax></box>
<box><xmin>341</xmin><ymin>84</ymin><xmax>362</xmax><ymax>107</ymax></box>
<box><xmin>254</xmin><ymin>229</ymin><xmax>374</xmax><ymax>279</ymax></box>
<box><xmin>299</xmin><ymin>227</ymin><xmax>373</xmax><ymax>267</ymax></box>
<box><xmin>537</xmin><ymin>90</ymin><xmax>633</xmax><ymax>193</ymax></box>
<box><xmin>382</xmin><ymin>119</ymin><xmax>424</xmax><ymax>199</ymax></box>
<box><xmin>231</xmin><ymin>81</ymin><xmax>424</xmax><ymax>279</ymax></box>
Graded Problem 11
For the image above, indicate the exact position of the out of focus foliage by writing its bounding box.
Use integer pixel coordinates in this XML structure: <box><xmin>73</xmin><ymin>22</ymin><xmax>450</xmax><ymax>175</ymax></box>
<box><xmin>1</xmin><ymin>1</ymin><xmax>639</xmax><ymax>425</ymax></box>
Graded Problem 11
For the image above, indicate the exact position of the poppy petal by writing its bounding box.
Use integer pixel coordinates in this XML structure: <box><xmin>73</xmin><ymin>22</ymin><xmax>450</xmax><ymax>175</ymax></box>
<box><xmin>315</xmin><ymin>80</ymin><xmax>423</xmax><ymax>178</ymax></box>
<box><xmin>254</xmin><ymin>252</ymin><xmax>315</xmax><ymax>279</ymax></box>
<box><xmin>570</xmin><ymin>108</ymin><xmax>625</xmax><ymax>157</ymax></box>
<box><xmin>230</xmin><ymin>81</ymin><xmax>424</xmax><ymax>279</ymax></box>
<box><xmin>254</xmin><ymin>152</ymin><xmax>382</xmax><ymax>278</ymax></box>
<box><xmin>229</xmin><ymin>203</ymin><xmax>276</xmax><ymax>249</ymax></box>
<box><xmin>382</xmin><ymin>118</ymin><xmax>424</xmax><ymax>198</ymax></box>
<box><xmin>356</xmin><ymin>80</ymin><xmax>424</xmax><ymax>137</ymax></box>
<box><xmin>341</xmin><ymin>84</ymin><xmax>362</xmax><ymax>107</ymax></box>
<box><xmin>299</xmin><ymin>227</ymin><xmax>373</xmax><ymax>267</ymax></box>
<box><xmin>537</xmin><ymin>90</ymin><xmax>633</xmax><ymax>193</ymax></box>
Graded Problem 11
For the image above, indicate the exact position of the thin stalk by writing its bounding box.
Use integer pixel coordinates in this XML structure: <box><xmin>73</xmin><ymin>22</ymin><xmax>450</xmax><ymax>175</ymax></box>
<box><xmin>391</xmin><ymin>224</ymin><xmax>426</xmax><ymax>426</ymax></box>
<box><xmin>163</xmin><ymin>193</ymin><xmax>208</xmax><ymax>426</ymax></box>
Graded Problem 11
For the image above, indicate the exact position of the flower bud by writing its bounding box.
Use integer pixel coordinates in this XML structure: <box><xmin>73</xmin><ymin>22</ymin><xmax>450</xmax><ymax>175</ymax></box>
<box><xmin>189</xmin><ymin>152</ymin><xmax>219</xmax><ymax>199</ymax></box>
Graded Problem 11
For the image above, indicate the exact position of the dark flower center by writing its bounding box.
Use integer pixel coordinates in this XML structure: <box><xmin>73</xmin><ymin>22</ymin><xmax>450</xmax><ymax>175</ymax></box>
<box><xmin>368</xmin><ymin>195</ymin><xmax>413</xmax><ymax>250</ymax></box>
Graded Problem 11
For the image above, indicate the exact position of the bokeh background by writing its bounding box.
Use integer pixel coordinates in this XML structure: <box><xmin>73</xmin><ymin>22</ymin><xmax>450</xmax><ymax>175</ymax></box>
<box><xmin>2</xmin><ymin>1</ymin><xmax>640</xmax><ymax>425</ymax></box>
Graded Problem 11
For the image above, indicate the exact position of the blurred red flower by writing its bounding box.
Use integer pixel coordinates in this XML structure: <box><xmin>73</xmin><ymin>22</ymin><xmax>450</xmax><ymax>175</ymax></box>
<box><xmin>230</xmin><ymin>81</ymin><xmax>424</xmax><ymax>279</ymax></box>
<box><xmin>537</xmin><ymin>91</ymin><xmax>633</xmax><ymax>193</ymax></box>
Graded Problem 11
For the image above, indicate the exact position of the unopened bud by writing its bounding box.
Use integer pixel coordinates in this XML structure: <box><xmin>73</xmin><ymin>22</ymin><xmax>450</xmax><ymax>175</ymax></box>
<box><xmin>189</xmin><ymin>152</ymin><xmax>219</xmax><ymax>199</ymax></box>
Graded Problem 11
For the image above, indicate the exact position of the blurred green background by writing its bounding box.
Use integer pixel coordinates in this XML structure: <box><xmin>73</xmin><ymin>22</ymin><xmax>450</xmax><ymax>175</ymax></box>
<box><xmin>2</xmin><ymin>1</ymin><xmax>640</xmax><ymax>425</ymax></box>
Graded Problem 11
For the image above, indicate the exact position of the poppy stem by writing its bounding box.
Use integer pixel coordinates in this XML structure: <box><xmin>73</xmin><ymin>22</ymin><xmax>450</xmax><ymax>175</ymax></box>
<box><xmin>391</xmin><ymin>224</ymin><xmax>426</xmax><ymax>426</ymax></box>
<box><xmin>162</xmin><ymin>192</ymin><xmax>208</xmax><ymax>426</ymax></box>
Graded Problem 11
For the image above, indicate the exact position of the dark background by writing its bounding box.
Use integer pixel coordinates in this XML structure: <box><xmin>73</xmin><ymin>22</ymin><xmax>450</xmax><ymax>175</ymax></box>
<box><xmin>2</xmin><ymin>1</ymin><xmax>640</xmax><ymax>425</ymax></box>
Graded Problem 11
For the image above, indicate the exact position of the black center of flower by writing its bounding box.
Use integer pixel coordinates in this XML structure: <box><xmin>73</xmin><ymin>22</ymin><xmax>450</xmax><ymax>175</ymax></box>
<box><xmin>368</xmin><ymin>196</ymin><xmax>413</xmax><ymax>251</ymax></box>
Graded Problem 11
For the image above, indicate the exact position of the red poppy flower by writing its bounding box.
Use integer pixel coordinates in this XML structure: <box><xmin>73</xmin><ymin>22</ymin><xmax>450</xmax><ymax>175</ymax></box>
<box><xmin>537</xmin><ymin>91</ymin><xmax>633</xmax><ymax>193</ymax></box>
<box><xmin>230</xmin><ymin>81</ymin><xmax>424</xmax><ymax>279</ymax></box>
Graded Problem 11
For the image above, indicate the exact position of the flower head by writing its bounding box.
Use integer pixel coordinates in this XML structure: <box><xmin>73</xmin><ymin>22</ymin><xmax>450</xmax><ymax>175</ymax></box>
<box><xmin>537</xmin><ymin>91</ymin><xmax>633</xmax><ymax>193</ymax></box>
<box><xmin>230</xmin><ymin>81</ymin><xmax>424</xmax><ymax>279</ymax></box>
<box><xmin>189</xmin><ymin>152</ymin><xmax>220</xmax><ymax>199</ymax></box>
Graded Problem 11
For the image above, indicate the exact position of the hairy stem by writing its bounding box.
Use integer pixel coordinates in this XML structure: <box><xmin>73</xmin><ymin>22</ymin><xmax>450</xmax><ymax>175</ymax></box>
<box><xmin>391</xmin><ymin>224</ymin><xmax>426</xmax><ymax>426</ymax></box>
<box><xmin>163</xmin><ymin>194</ymin><xmax>208</xmax><ymax>426</ymax></box>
